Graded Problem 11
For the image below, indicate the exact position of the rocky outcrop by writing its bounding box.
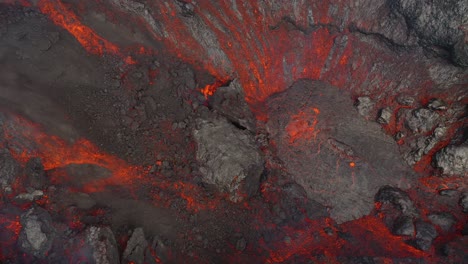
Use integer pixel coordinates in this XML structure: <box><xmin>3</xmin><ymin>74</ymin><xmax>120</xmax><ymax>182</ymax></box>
<box><xmin>266</xmin><ymin>80</ymin><xmax>415</xmax><ymax>223</ymax></box>
<box><xmin>193</xmin><ymin>115</ymin><xmax>264</xmax><ymax>202</ymax></box>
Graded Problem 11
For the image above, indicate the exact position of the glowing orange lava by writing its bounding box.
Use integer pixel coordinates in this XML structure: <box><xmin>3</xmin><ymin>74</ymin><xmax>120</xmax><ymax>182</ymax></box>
<box><xmin>37</xmin><ymin>0</ymin><xmax>135</xmax><ymax>64</ymax></box>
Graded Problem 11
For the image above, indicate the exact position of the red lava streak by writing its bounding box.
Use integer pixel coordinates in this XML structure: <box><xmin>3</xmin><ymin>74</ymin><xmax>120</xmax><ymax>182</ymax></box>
<box><xmin>3</xmin><ymin>114</ymin><xmax>217</xmax><ymax>211</ymax></box>
<box><xmin>37</xmin><ymin>0</ymin><xmax>135</xmax><ymax>64</ymax></box>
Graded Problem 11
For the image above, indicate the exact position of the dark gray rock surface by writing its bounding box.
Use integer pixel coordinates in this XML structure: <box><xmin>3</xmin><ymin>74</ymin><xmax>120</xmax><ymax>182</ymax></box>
<box><xmin>409</xmin><ymin>221</ymin><xmax>438</xmax><ymax>251</ymax></box>
<box><xmin>193</xmin><ymin>115</ymin><xmax>264</xmax><ymax>202</ymax></box>
<box><xmin>122</xmin><ymin>228</ymin><xmax>148</xmax><ymax>264</ymax></box>
<box><xmin>392</xmin><ymin>215</ymin><xmax>415</xmax><ymax>236</ymax></box>
<box><xmin>210</xmin><ymin>79</ymin><xmax>256</xmax><ymax>132</ymax></box>
<box><xmin>428</xmin><ymin>212</ymin><xmax>456</xmax><ymax>231</ymax></box>
<box><xmin>375</xmin><ymin>186</ymin><xmax>418</xmax><ymax>217</ymax></box>
<box><xmin>0</xmin><ymin>149</ymin><xmax>20</xmax><ymax>189</ymax></box>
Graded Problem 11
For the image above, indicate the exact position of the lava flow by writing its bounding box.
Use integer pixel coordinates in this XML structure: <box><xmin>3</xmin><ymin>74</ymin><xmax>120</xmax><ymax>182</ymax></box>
<box><xmin>1</xmin><ymin>0</ymin><xmax>467</xmax><ymax>263</ymax></box>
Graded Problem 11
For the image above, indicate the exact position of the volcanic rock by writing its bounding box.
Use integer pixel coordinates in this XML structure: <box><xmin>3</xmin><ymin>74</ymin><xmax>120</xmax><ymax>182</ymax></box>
<box><xmin>267</xmin><ymin>80</ymin><xmax>415</xmax><ymax>223</ymax></box>
<box><xmin>15</xmin><ymin>190</ymin><xmax>44</xmax><ymax>203</ymax></box>
<box><xmin>85</xmin><ymin>226</ymin><xmax>120</xmax><ymax>264</ymax></box>
<box><xmin>210</xmin><ymin>79</ymin><xmax>256</xmax><ymax>132</ymax></box>
<box><xmin>193</xmin><ymin>115</ymin><xmax>264</xmax><ymax>202</ymax></box>
<box><xmin>409</xmin><ymin>221</ymin><xmax>438</xmax><ymax>251</ymax></box>
<box><xmin>405</xmin><ymin>108</ymin><xmax>440</xmax><ymax>133</ymax></box>
<box><xmin>439</xmin><ymin>189</ymin><xmax>458</xmax><ymax>197</ymax></box>
<box><xmin>375</xmin><ymin>186</ymin><xmax>418</xmax><ymax>217</ymax></box>
<box><xmin>24</xmin><ymin>157</ymin><xmax>48</xmax><ymax>189</ymax></box>
<box><xmin>122</xmin><ymin>228</ymin><xmax>148</xmax><ymax>264</ymax></box>
<box><xmin>428</xmin><ymin>212</ymin><xmax>456</xmax><ymax>231</ymax></box>
<box><xmin>404</xmin><ymin>126</ymin><xmax>447</xmax><ymax>165</ymax></box>
<box><xmin>18</xmin><ymin>207</ymin><xmax>55</xmax><ymax>258</ymax></box>
<box><xmin>453</xmin><ymin>37</ymin><xmax>468</xmax><ymax>67</ymax></box>
<box><xmin>0</xmin><ymin>149</ymin><xmax>20</xmax><ymax>189</ymax></box>
<box><xmin>434</xmin><ymin>143</ymin><xmax>468</xmax><ymax>176</ymax></box>
<box><xmin>391</xmin><ymin>0</ymin><xmax>468</xmax><ymax>65</ymax></box>
<box><xmin>392</xmin><ymin>215</ymin><xmax>415</xmax><ymax>236</ymax></box>
<box><xmin>427</xmin><ymin>99</ymin><xmax>448</xmax><ymax>111</ymax></box>
<box><xmin>377</xmin><ymin>107</ymin><xmax>392</xmax><ymax>124</ymax></box>
<box><xmin>355</xmin><ymin>96</ymin><xmax>374</xmax><ymax>118</ymax></box>
<box><xmin>460</xmin><ymin>192</ymin><xmax>468</xmax><ymax>213</ymax></box>
<box><xmin>396</xmin><ymin>95</ymin><xmax>415</xmax><ymax>106</ymax></box>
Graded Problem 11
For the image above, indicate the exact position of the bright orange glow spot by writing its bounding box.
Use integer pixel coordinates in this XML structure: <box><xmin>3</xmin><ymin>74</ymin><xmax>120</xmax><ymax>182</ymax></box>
<box><xmin>349</xmin><ymin>162</ymin><xmax>355</xmax><ymax>168</ymax></box>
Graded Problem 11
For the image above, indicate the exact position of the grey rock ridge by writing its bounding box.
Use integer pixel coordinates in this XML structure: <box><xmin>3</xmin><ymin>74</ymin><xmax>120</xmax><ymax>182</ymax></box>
<box><xmin>267</xmin><ymin>80</ymin><xmax>416</xmax><ymax>223</ymax></box>
<box><xmin>193</xmin><ymin>114</ymin><xmax>264</xmax><ymax>202</ymax></box>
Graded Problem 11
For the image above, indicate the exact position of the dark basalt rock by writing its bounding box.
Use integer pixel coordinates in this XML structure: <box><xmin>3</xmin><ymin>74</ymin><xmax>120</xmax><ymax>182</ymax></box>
<box><xmin>428</xmin><ymin>212</ymin><xmax>456</xmax><ymax>232</ymax></box>
<box><xmin>408</xmin><ymin>221</ymin><xmax>438</xmax><ymax>251</ymax></box>
<box><xmin>392</xmin><ymin>215</ymin><xmax>415</xmax><ymax>236</ymax></box>
<box><xmin>24</xmin><ymin>157</ymin><xmax>48</xmax><ymax>190</ymax></box>
<box><xmin>375</xmin><ymin>186</ymin><xmax>418</xmax><ymax>217</ymax></box>
<box><xmin>193</xmin><ymin>114</ymin><xmax>264</xmax><ymax>202</ymax></box>
<box><xmin>0</xmin><ymin>149</ymin><xmax>20</xmax><ymax>189</ymax></box>
<box><xmin>122</xmin><ymin>228</ymin><xmax>148</xmax><ymax>264</ymax></box>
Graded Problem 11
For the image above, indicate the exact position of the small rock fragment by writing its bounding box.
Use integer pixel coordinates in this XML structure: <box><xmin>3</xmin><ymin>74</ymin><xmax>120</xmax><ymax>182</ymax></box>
<box><xmin>409</xmin><ymin>221</ymin><xmax>438</xmax><ymax>251</ymax></box>
<box><xmin>427</xmin><ymin>98</ymin><xmax>448</xmax><ymax>111</ymax></box>
<box><xmin>355</xmin><ymin>97</ymin><xmax>374</xmax><ymax>118</ymax></box>
<box><xmin>397</xmin><ymin>95</ymin><xmax>415</xmax><ymax>106</ymax></box>
<box><xmin>15</xmin><ymin>190</ymin><xmax>44</xmax><ymax>202</ymax></box>
<box><xmin>377</xmin><ymin>107</ymin><xmax>392</xmax><ymax>124</ymax></box>
<box><xmin>434</xmin><ymin>143</ymin><xmax>468</xmax><ymax>176</ymax></box>
<box><xmin>0</xmin><ymin>149</ymin><xmax>20</xmax><ymax>188</ymax></box>
<box><xmin>428</xmin><ymin>212</ymin><xmax>456</xmax><ymax>231</ymax></box>
<box><xmin>375</xmin><ymin>186</ymin><xmax>418</xmax><ymax>216</ymax></box>
<box><xmin>438</xmin><ymin>189</ymin><xmax>458</xmax><ymax>197</ymax></box>
<box><xmin>123</xmin><ymin>228</ymin><xmax>148</xmax><ymax>264</ymax></box>
<box><xmin>405</xmin><ymin>108</ymin><xmax>440</xmax><ymax>133</ymax></box>
<box><xmin>392</xmin><ymin>215</ymin><xmax>414</xmax><ymax>236</ymax></box>
<box><xmin>236</xmin><ymin>237</ymin><xmax>246</xmax><ymax>251</ymax></box>
<box><xmin>24</xmin><ymin>158</ymin><xmax>48</xmax><ymax>189</ymax></box>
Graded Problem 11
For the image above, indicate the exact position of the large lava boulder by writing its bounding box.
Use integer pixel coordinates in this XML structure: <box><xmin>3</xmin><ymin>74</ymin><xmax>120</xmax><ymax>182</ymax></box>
<box><xmin>266</xmin><ymin>80</ymin><xmax>416</xmax><ymax>223</ymax></box>
<box><xmin>193</xmin><ymin>114</ymin><xmax>264</xmax><ymax>202</ymax></box>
